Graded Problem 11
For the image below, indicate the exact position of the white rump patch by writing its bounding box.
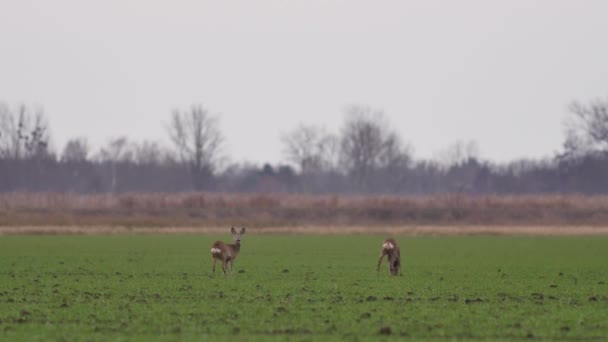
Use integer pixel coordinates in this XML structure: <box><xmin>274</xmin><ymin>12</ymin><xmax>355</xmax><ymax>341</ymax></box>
<box><xmin>210</xmin><ymin>248</ymin><xmax>221</xmax><ymax>254</ymax></box>
<box><xmin>382</xmin><ymin>242</ymin><xmax>394</xmax><ymax>250</ymax></box>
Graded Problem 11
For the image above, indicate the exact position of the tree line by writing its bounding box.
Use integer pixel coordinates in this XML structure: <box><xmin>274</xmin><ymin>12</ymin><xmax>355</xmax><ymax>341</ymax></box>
<box><xmin>1</xmin><ymin>99</ymin><xmax>608</xmax><ymax>194</ymax></box>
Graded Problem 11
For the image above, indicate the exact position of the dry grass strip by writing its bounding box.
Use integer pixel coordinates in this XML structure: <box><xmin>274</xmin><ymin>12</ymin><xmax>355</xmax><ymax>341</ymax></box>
<box><xmin>2</xmin><ymin>225</ymin><xmax>608</xmax><ymax>236</ymax></box>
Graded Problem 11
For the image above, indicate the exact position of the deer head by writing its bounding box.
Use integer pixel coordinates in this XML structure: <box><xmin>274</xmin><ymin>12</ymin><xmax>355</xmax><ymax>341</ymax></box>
<box><xmin>389</xmin><ymin>257</ymin><xmax>400</xmax><ymax>276</ymax></box>
<box><xmin>231</xmin><ymin>227</ymin><xmax>246</xmax><ymax>243</ymax></box>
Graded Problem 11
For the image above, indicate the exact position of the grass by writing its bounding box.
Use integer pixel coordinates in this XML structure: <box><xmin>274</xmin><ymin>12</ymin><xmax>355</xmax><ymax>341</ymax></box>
<box><xmin>0</xmin><ymin>234</ymin><xmax>607</xmax><ymax>340</ymax></box>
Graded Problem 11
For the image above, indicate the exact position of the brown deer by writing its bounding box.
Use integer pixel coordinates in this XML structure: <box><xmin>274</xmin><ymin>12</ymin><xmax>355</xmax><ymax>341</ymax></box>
<box><xmin>210</xmin><ymin>227</ymin><xmax>246</xmax><ymax>274</ymax></box>
<box><xmin>377</xmin><ymin>238</ymin><xmax>401</xmax><ymax>276</ymax></box>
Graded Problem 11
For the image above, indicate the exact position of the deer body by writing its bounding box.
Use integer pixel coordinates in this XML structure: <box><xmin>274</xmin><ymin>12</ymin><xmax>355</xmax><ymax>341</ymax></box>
<box><xmin>211</xmin><ymin>227</ymin><xmax>245</xmax><ymax>274</ymax></box>
<box><xmin>377</xmin><ymin>238</ymin><xmax>401</xmax><ymax>276</ymax></box>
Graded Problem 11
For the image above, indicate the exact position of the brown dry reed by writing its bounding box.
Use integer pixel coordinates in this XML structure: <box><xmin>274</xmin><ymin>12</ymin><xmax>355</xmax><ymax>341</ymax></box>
<box><xmin>1</xmin><ymin>192</ymin><xmax>608</xmax><ymax>228</ymax></box>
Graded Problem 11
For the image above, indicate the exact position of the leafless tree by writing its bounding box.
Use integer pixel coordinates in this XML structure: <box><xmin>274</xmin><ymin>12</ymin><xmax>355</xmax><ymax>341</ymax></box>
<box><xmin>97</xmin><ymin>137</ymin><xmax>131</xmax><ymax>163</ymax></box>
<box><xmin>167</xmin><ymin>105</ymin><xmax>224</xmax><ymax>190</ymax></box>
<box><xmin>281</xmin><ymin>124</ymin><xmax>338</xmax><ymax>174</ymax></box>
<box><xmin>339</xmin><ymin>105</ymin><xmax>412</xmax><ymax>190</ymax></box>
<box><xmin>436</xmin><ymin>140</ymin><xmax>480</xmax><ymax>168</ymax></box>
<box><xmin>132</xmin><ymin>140</ymin><xmax>165</xmax><ymax>166</ymax></box>
<box><xmin>0</xmin><ymin>103</ymin><xmax>50</xmax><ymax>159</ymax></box>
<box><xmin>378</xmin><ymin>131</ymin><xmax>413</xmax><ymax>191</ymax></box>
<box><xmin>96</xmin><ymin>137</ymin><xmax>132</xmax><ymax>193</ymax></box>
<box><xmin>563</xmin><ymin>98</ymin><xmax>608</xmax><ymax>157</ymax></box>
<box><xmin>61</xmin><ymin>137</ymin><xmax>90</xmax><ymax>163</ymax></box>
<box><xmin>0</xmin><ymin>103</ymin><xmax>12</xmax><ymax>157</ymax></box>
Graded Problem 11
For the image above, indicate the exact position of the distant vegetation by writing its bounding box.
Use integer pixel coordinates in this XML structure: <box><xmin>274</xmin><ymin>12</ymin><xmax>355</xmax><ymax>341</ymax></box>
<box><xmin>3</xmin><ymin>192</ymin><xmax>608</xmax><ymax>227</ymax></box>
<box><xmin>2</xmin><ymin>99</ymin><xmax>608</xmax><ymax>194</ymax></box>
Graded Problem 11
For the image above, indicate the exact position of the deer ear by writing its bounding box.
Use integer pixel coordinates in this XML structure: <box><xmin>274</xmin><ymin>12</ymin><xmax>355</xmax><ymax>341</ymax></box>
<box><xmin>240</xmin><ymin>227</ymin><xmax>246</xmax><ymax>235</ymax></box>
<box><xmin>231</xmin><ymin>227</ymin><xmax>237</xmax><ymax>234</ymax></box>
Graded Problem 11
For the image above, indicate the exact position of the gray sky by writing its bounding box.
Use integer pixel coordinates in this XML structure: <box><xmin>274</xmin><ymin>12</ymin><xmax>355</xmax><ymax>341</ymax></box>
<box><xmin>1</xmin><ymin>0</ymin><xmax>607</xmax><ymax>164</ymax></box>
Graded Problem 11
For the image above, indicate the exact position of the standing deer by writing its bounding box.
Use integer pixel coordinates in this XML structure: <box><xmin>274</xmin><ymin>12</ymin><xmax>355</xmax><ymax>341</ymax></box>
<box><xmin>210</xmin><ymin>227</ymin><xmax>246</xmax><ymax>274</ymax></box>
<box><xmin>377</xmin><ymin>238</ymin><xmax>401</xmax><ymax>276</ymax></box>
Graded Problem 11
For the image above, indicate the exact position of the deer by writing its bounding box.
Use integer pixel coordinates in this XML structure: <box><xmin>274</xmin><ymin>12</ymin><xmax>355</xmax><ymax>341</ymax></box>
<box><xmin>377</xmin><ymin>238</ymin><xmax>401</xmax><ymax>276</ymax></box>
<box><xmin>210</xmin><ymin>227</ymin><xmax>246</xmax><ymax>275</ymax></box>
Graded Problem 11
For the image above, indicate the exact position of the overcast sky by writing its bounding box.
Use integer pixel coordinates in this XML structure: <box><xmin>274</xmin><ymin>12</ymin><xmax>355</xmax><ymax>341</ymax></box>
<box><xmin>1</xmin><ymin>1</ymin><xmax>607</xmax><ymax>165</ymax></box>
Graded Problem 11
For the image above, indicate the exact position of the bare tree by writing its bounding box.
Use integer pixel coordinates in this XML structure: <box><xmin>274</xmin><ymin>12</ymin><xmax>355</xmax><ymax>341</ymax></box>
<box><xmin>0</xmin><ymin>103</ymin><xmax>12</xmax><ymax>157</ymax></box>
<box><xmin>377</xmin><ymin>131</ymin><xmax>413</xmax><ymax>192</ymax></box>
<box><xmin>435</xmin><ymin>140</ymin><xmax>480</xmax><ymax>168</ymax></box>
<box><xmin>0</xmin><ymin>103</ymin><xmax>50</xmax><ymax>159</ymax></box>
<box><xmin>96</xmin><ymin>137</ymin><xmax>132</xmax><ymax>193</ymax></box>
<box><xmin>97</xmin><ymin>137</ymin><xmax>131</xmax><ymax>163</ymax></box>
<box><xmin>563</xmin><ymin>98</ymin><xmax>608</xmax><ymax>156</ymax></box>
<box><xmin>167</xmin><ymin>105</ymin><xmax>224</xmax><ymax>190</ymax></box>
<box><xmin>339</xmin><ymin>105</ymin><xmax>411</xmax><ymax>191</ymax></box>
<box><xmin>61</xmin><ymin>137</ymin><xmax>90</xmax><ymax>163</ymax></box>
<box><xmin>281</xmin><ymin>124</ymin><xmax>338</xmax><ymax>174</ymax></box>
<box><xmin>132</xmin><ymin>140</ymin><xmax>165</xmax><ymax>166</ymax></box>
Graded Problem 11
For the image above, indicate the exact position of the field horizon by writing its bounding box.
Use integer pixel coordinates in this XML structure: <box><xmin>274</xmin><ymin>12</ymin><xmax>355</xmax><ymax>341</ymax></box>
<box><xmin>5</xmin><ymin>192</ymin><xmax>608</xmax><ymax>229</ymax></box>
<box><xmin>3</xmin><ymin>224</ymin><xmax>608</xmax><ymax>236</ymax></box>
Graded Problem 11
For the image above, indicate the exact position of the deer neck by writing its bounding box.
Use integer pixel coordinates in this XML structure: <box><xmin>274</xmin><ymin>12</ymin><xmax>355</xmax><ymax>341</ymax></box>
<box><xmin>387</xmin><ymin>250</ymin><xmax>399</xmax><ymax>262</ymax></box>
<box><xmin>231</xmin><ymin>241</ymin><xmax>241</xmax><ymax>253</ymax></box>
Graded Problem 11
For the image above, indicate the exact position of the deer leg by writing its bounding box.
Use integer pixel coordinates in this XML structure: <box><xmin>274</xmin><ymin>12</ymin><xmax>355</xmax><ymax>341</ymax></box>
<box><xmin>212</xmin><ymin>257</ymin><xmax>217</xmax><ymax>273</ymax></box>
<box><xmin>397</xmin><ymin>251</ymin><xmax>402</xmax><ymax>276</ymax></box>
<box><xmin>377</xmin><ymin>253</ymin><xmax>385</xmax><ymax>272</ymax></box>
<box><xmin>221</xmin><ymin>259</ymin><xmax>227</xmax><ymax>275</ymax></box>
<box><xmin>229</xmin><ymin>259</ymin><xmax>234</xmax><ymax>272</ymax></box>
<box><xmin>397</xmin><ymin>256</ymin><xmax>402</xmax><ymax>276</ymax></box>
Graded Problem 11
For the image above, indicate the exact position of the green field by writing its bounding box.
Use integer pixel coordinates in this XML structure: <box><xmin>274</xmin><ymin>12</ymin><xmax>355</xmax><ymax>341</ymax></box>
<box><xmin>0</xmin><ymin>235</ymin><xmax>607</xmax><ymax>341</ymax></box>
